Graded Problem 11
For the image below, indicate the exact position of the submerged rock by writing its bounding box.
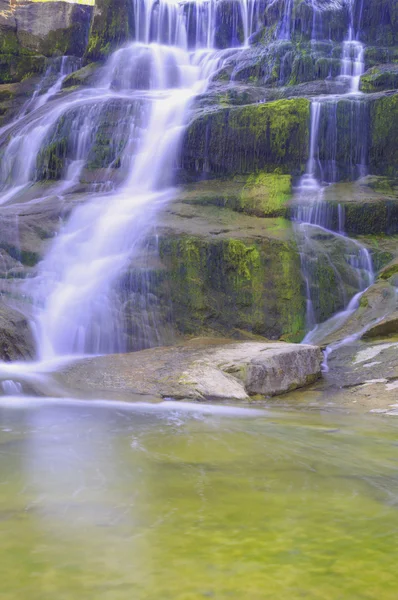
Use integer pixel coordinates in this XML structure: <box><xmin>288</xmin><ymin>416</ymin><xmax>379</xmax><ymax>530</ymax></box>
<box><xmin>57</xmin><ymin>339</ymin><xmax>323</xmax><ymax>401</ymax></box>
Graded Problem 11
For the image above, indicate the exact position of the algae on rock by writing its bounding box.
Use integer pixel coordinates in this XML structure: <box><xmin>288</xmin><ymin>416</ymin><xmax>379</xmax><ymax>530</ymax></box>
<box><xmin>181</xmin><ymin>98</ymin><xmax>310</xmax><ymax>179</ymax></box>
<box><xmin>158</xmin><ymin>232</ymin><xmax>306</xmax><ymax>342</ymax></box>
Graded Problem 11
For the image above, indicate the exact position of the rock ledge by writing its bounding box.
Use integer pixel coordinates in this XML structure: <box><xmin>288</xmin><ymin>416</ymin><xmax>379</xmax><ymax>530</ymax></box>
<box><xmin>58</xmin><ymin>339</ymin><xmax>323</xmax><ymax>401</ymax></box>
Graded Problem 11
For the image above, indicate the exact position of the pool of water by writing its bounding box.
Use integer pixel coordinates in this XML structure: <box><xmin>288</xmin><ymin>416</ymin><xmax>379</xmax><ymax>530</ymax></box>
<box><xmin>1</xmin><ymin>397</ymin><xmax>398</xmax><ymax>599</ymax></box>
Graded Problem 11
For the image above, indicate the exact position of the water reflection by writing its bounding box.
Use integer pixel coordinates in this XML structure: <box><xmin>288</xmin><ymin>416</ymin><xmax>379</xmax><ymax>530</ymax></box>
<box><xmin>1</xmin><ymin>399</ymin><xmax>398</xmax><ymax>599</ymax></box>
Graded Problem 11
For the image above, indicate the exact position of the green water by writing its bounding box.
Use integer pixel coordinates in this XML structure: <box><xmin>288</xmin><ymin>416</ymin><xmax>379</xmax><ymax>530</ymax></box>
<box><xmin>1</xmin><ymin>397</ymin><xmax>398</xmax><ymax>599</ymax></box>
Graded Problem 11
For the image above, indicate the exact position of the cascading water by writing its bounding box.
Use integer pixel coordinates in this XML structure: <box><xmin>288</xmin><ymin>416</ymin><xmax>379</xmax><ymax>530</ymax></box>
<box><xmin>0</xmin><ymin>0</ymin><xmax>255</xmax><ymax>361</ymax></box>
<box><xmin>0</xmin><ymin>0</ymin><xmax>386</xmax><ymax>390</ymax></box>
<box><xmin>0</xmin><ymin>56</ymin><xmax>82</xmax><ymax>204</ymax></box>
<box><xmin>340</xmin><ymin>0</ymin><xmax>365</xmax><ymax>94</ymax></box>
<box><xmin>294</xmin><ymin>0</ymin><xmax>373</xmax><ymax>344</ymax></box>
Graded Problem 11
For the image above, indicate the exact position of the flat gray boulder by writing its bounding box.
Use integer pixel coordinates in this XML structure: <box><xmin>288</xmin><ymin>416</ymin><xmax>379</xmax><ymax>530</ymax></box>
<box><xmin>57</xmin><ymin>339</ymin><xmax>323</xmax><ymax>401</ymax></box>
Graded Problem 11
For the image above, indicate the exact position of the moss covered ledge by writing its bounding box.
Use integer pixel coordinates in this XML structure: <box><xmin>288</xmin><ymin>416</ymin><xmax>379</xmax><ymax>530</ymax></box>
<box><xmin>177</xmin><ymin>173</ymin><xmax>292</xmax><ymax>218</ymax></box>
<box><xmin>155</xmin><ymin>202</ymin><xmax>306</xmax><ymax>342</ymax></box>
<box><xmin>180</xmin><ymin>97</ymin><xmax>310</xmax><ymax>181</ymax></box>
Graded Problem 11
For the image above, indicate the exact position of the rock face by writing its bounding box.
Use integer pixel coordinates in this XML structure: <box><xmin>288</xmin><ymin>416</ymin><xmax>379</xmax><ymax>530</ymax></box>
<box><xmin>181</xmin><ymin>98</ymin><xmax>310</xmax><ymax>180</ymax></box>
<box><xmin>1</xmin><ymin>1</ymin><xmax>93</xmax><ymax>56</ymax></box>
<box><xmin>0</xmin><ymin>304</ymin><xmax>34</xmax><ymax>361</ymax></box>
<box><xmin>0</xmin><ymin>0</ymin><xmax>397</xmax><ymax>364</ymax></box>
<box><xmin>57</xmin><ymin>339</ymin><xmax>323</xmax><ymax>401</ymax></box>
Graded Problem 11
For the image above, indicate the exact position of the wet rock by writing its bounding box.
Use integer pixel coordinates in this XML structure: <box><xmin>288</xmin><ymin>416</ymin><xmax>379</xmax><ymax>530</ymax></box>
<box><xmin>57</xmin><ymin>339</ymin><xmax>323</xmax><ymax>400</ymax></box>
<box><xmin>85</xmin><ymin>0</ymin><xmax>132</xmax><ymax>61</ymax></box>
<box><xmin>360</xmin><ymin>64</ymin><xmax>398</xmax><ymax>93</ymax></box>
<box><xmin>317</xmin><ymin>177</ymin><xmax>398</xmax><ymax>235</ymax></box>
<box><xmin>362</xmin><ymin>313</ymin><xmax>398</xmax><ymax>339</ymax></box>
<box><xmin>369</xmin><ymin>91</ymin><xmax>398</xmax><ymax>176</ymax></box>
<box><xmin>62</xmin><ymin>62</ymin><xmax>102</xmax><ymax>89</ymax></box>
<box><xmin>0</xmin><ymin>303</ymin><xmax>34</xmax><ymax>361</ymax></box>
<box><xmin>11</xmin><ymin>1</ymin><xmax>93</xmax><ymax>56</ymax></box>
<box><xmin>181</xmin><ymin>97</ymin><xmax>310</xmax><ymax>180</ymax></box>
<box><xmin>176</xmin><ymin>174</ymin><xmax>292</xmax><ymax>218</ymax></box>
<box><xmin>156</xmin><ymin>202</ymin><xmax>306</xmax><ymax>342</ymax></box>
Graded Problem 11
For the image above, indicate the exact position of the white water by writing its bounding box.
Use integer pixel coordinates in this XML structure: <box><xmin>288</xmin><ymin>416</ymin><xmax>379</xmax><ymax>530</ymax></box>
<box><xmin>295</xmin><ymin>0</ymin><xmax>372</xmax><ymax>342</ymax></box>
<box><xmin>0</xmin><ymin>0</ymin><xmax>379</xmax><ymax>393</ymax></box>
<box><xmin>340</xmin><ymin>0</ymin><xmax>365</xmax><ymax>94</ymax></box>
<box><xmin>297</xmin><ymin>101</ymin><xmax>322</xmax><ymax>194</ymax></box>
<box><xmin>8</xmin><ymin>0</ymin><xmax>253</xmax><ymax>360</ymax></box>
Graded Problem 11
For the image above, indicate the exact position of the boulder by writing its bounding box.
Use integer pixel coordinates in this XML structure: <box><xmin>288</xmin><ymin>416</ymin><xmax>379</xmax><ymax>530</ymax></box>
<box><xmin>57</xmin><ymin>339</ymin><xmax>323</xmax><ymax>400</ymax></box>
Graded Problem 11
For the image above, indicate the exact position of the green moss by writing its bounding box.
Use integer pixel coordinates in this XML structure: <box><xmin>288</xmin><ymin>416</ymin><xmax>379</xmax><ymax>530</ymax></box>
<box><xmin>62</xmin><ymin>63</ymin><xmax>99</xmax><ymax>89</ymax></box>
<box><xmin>369</xmin><ymin>93</ymin><xmax>398</xmax><ymax>176</ymax></box>
<box><xmin>240</xmin><ymin>172</ymin><xmax>292</xmax><ymax>217</ymax></box>
<box><xmin>0</xmin><ymin>54</ymin><xmax>46</xmax><ymax>84</ymax></box>
<box><xmin>342</xmin><ymin>201</ymin><xmax>398</xmax><ymax>235</ymax></box>
<box><xmin>360</xmin><ymin>65</ymin><xmax>398</xmax><ymax>92</ymax></box>
<box><xmin>379</xmin><ymin>262</ymin><xmax>398</xmax><ymax>280</ymax></box>
<box><xmin>85</xmin><ymin>0</ymin><xmax>132</xmax><ymax>61</ymax></box>
<box><xmin>157</xmin><ymin>232</ymin><xmax>305</xmax><ymax>341</ymax></box>
<box><xmin>182</xmin><ymin>98</ymin><xmax>310</xmax><ymax>178</ymax></box>
<box><xmin>37</xmin><ymin>138</ymin><xmax>68</xmax><ymax>180</ymax></box>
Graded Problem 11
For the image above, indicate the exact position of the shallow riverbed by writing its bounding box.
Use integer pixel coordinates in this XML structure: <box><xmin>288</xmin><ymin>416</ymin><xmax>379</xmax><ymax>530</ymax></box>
<box><xmin>1</xmin><ymin>397</ymin><xmax>398</xmax><ymax>599</ymax></box>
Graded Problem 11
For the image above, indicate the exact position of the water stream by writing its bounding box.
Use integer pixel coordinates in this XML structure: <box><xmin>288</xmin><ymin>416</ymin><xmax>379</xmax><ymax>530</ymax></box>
<box><xmin>0</xmin><ymin>0</ymin><xmax>254</xmax><ymax>362</ymax></box>
<box><xmin>293</xmin><ymin>0</ymin><xmax>373</xmax><ymax>349</ymax></box>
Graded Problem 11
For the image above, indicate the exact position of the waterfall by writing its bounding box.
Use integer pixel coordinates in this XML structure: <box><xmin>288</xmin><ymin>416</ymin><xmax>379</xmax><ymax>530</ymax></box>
<box><xmin>278</xmin><ymin>0</ymin><xmax>294</xmax><ymax>40</ymax></box>
<box><xmin>0</xmin><ymin>56</ymin><xmax>82</xmax><ymax>204</ymax></box>
<box><xmin>6</xmin><ymin>0</ymin><xmax>248</xmax><ymax>360</ymax></box>
<box><xmin>294</xmin><ymin>0</ymin><xmax>372</xmax><ymax>341</ymax></box>
<box><xmin>297</xmin><ymin>101</ymin><xmax>322</xmax><ymax>194</ymax></box>
<box><xmin>340</xmin><ymin>0</ymin><xmax>365</xmax><ymax>94</ymax></box>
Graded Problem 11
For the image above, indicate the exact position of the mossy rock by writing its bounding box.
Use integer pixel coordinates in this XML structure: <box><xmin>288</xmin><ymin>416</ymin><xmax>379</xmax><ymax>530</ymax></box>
<box><xmin>157</xmin><ymin>234</ymin><xmax>306</xmax><ymax>342</ymax></box>
<box><xmin>0</xmin><ymin>54</ymin><xmax>46</xmax><ymax>84</ymax></box>
<box><xmin>318</xmin><ymin>178</ymin><xmax>398</xmax><ymax>235</ymax></box>
<box><xmin>378</xmin><ymin>259</ymin><xmax>398</xmax><ymax>281</ymax></box>
<box><xmin>181</xmin><ymin>98</ymin><xmax>310</xmax><ymax>180</ymax></box>
<box><xmin>178</xmin><ymin>173</ymin><xmax>292</xmax><ymax>218</ymax></box>
<box><xmin>369</xmin><ymin>92</ymin><xmax>398</xmax><ymax>176</ymax></box>
<box><xmin>62</xmin><ymin>63</ymin><xmax>101</xmax><ymax>89</ymax></box>
<box><xmin>35</xmin><ymin>98</ymin><xmax>144</xmax><ymax>181</ymax></box>
<box><xmin>37</xmin><ymin>138</ymin><xmax>68</xmax><ymax>181</ymax></box>
<box><xmin>7</xmin><ymin>3</ymin><xmax>93</xmax><ymax>57</ymax></box>
<box><xmin>364</xmin><ymin>46</ymin><xmax>398</xmax><ymax>68</ymax></box>
<box><xmin>360</xmin><ymin>65</ymin><xmax>398</xmax><ymax>93</ymax></box>
<box><xmin>85</xmin><ymin>0</ymin><xmax>133</xmax><ymax>61</ymax></box>
<box><xmin>360</xmin><ymin>0</ymin><xmax>398</xmax><ymax>46</ymax></box>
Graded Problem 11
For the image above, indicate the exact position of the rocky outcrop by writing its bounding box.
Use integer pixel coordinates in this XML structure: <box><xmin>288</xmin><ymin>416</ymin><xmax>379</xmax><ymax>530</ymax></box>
<box><xmin>360</xmin><ymin>64</ymin><xmax>398</xmax><ymax>92</ymax></box>
<box><xmin>176</xmin><ymin>175</ymin><xmax>292</xmax><ymax>218</ymax></box>
<box><xmin>1</xmin><ymin>0</ymin><xmax>93</xmax><ymax>56</ymax></box>
<box><xmin>56</xmin><ymin>339</ymin><xmax>323</xmax><ymax>400</ymax></box>
<box><xmin>301</xmin><ymin>177</ymin><xmax>398</xmax><ymax>235</ymax></box>
<box><xmin>369</xmin><ymin>92</ymin><xmax>398</xmax><ymax>176</ymax></box>
<box><xmin>85</xmin><ymin>0</ymin><xmax>132</xmax><ymax>61</ymax></box>
<box><xmin>181</xmin><ymin>98</ymin><xmax>310</xmax><ymax>180</ymax></box>
<box><xmin>156</xmin><ymin>207</ymin><xmax>306</xmax><ymax>342</ymax></box>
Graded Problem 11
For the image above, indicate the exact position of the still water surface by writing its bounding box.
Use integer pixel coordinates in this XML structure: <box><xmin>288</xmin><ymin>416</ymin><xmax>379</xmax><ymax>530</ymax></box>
<box><xmin>1</xmin><ymin>398</ymin><xmax>398</xmax><ymax>599</ymax></box>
